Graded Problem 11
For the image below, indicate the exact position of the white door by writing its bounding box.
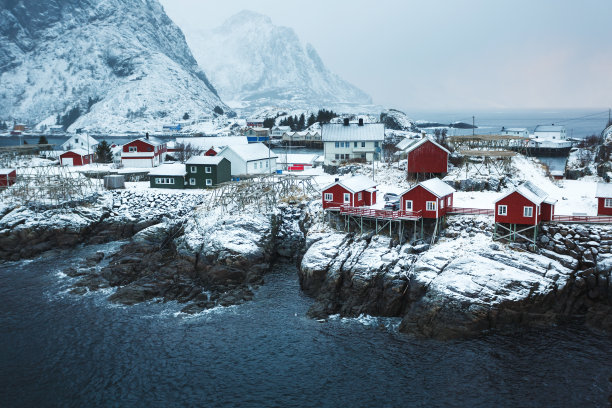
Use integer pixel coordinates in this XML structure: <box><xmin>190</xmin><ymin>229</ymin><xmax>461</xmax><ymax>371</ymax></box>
<box><xmin>62</xmin><ymin>157</ymin><xmax>74</xmax><ymax>166</ymax></box>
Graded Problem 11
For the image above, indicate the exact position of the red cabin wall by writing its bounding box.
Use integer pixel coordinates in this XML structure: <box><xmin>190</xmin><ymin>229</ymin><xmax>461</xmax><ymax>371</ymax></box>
<box><xmin>495</xmin><ymin>192</ymin><xmax>541</xmax><ymax>225</ymax></box>
<box><xmin>541</xmin><ymin>202</ymin><xmax>554</xmax><ymax>221</ymax></box>
<box><xmin>400</xmin><ymin>185</ymin><xmax>450</xmax><ymax>219</ymax></box>
<box><xmin>205</xmin><ymin>148</ymin><xmax>217</xmax><ymax>156</ymax></box>
<box><xmin>597</xmin><ymin>198</ymin><xmax>612</xmax><ymax>216</ymax></box>
<box><xmin>0</xmin><ymin>170</ymin><xmax>16</xmax><ymax>187</ymax></box>
<box><xmin>60</xmin><ymin>151</ymin><xmax>93</xmax><ymax>166</ymax></box>
<box><xmin>406</xmin><ymin>141</ymin><xmax>448</xmax><ymax>174</ymax></box>
<box><xmin>322</xmin><ymin>184</ymin><xmax>352</xmax><ymax>209</ymax></box>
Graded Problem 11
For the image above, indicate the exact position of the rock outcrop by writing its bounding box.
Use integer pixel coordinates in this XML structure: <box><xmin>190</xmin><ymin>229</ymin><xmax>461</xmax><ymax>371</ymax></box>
<box><xmin>299</xmin><ymin>216</ymin><xmax>612</xmax><ymax>339</ymax></box>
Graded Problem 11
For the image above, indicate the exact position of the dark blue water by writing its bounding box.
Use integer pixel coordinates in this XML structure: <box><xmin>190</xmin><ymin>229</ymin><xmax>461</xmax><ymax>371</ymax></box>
<box><xmin>1</xmin><ymin>242</ymin><xmax>611</xmax><ymax>407</ymax></box>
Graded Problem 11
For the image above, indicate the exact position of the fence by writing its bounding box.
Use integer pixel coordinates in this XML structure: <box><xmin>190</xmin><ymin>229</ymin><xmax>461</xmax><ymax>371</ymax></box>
<box><xmin>339</xmin><ymin>205</ymin><xmax>422</xmax><ymax>220</ymax></box>
<box><xmin>447</xmin><ymin>206</ymin><xmax>495</xmax><ymax>216</ymax></box>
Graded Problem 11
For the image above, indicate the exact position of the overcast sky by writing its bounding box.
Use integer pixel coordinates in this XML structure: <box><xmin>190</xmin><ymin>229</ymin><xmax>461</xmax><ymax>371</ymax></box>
<box><xmin>161</xmin><ymin>0</ymin><xmax>611</xmax><ymax>111</ymax></box>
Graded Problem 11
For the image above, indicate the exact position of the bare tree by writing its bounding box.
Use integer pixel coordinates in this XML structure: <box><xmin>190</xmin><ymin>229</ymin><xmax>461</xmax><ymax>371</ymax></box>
<box><xmin>174</xmin><ymin>142</ymin><xmax>203</xmax><ymax>163</ymax></box>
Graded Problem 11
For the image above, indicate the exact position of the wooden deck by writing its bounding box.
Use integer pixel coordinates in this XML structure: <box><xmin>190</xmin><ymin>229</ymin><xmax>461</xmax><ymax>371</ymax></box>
<box><xmin>447</xmin><ymin>206</ymin><xmax>495</xmax><ymax>216</ymax></box>
<box><xmin>550</xmin><ymin>215</ymin><xmax>612</xmax><ymax>224</ymax></box>
<box><xmin>338</xmin><ymin>205</ymin><xmax>422</xmax><ymax>221</ymax></box>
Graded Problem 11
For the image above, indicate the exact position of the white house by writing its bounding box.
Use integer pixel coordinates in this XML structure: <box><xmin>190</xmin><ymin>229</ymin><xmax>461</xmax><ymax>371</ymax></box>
<box><xmin>529</xmin><ymin>124</ymin><xmax>572</xmax><ymax>150</ymax></box>
<box><xmin>61</xmin><ymin>133</ymin><xmax>98</xmax><ymax>152</ymax></box>
<box><xmin>174</xmin><ymin>136</ymin><xmax>248</xmax><ymax>153</ymax></box>
<box><xmin>271</xmin><ymin>126</ymin><xmax>291</xmax><ymax>139</ymax></box>
<box><xmin>217</xmin><ymin>143</ymin><xmax>278</xmax><ymax>176</ymax></box>
<box><xmin>322</xmin><ymin>118</ymin><xmax>384</xmax><ymax>165</ymax></box>
<box><xmin>500</xmin><ymin>127</ymin><xmax>530</xmax><ymax>138</ymax></box>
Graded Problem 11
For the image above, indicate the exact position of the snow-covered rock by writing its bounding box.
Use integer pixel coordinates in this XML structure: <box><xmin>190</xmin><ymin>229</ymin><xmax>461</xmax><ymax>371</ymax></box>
<box><xmin>0</xmin><ymin>0</ymin><xmax>227</xmax><ymax>132</ymax></box>
<box><xmin>183</xmin><ymin>10</ymin><xmax>371</xmax><ymax>110</ymax></box>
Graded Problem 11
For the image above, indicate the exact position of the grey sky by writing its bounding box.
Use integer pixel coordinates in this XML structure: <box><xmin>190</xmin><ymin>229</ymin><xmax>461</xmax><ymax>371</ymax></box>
<box><xmin>161</xmin><ymin>0</ymin><xmax>611</xmax><ymax>110</ymax></box>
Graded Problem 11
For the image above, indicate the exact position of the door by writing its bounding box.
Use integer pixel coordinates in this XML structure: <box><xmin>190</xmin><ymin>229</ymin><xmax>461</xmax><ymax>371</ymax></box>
<box><xmin>62</xmin><ymin>157</ymin><xmax>74</xmax><ymax>166</ymax></box>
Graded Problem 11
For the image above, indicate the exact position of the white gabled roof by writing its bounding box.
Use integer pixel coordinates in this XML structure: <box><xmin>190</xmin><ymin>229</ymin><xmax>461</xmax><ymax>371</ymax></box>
<box><xmin>62</xmin><ymin>133</ymin><xmax>99</xmax><ymax>148</ymax></box>
<box><xmin>402</xmin><ymin>178</ymin><xmax>455</xmax><ymax>198</ymax></box>
<box><xmin>534</xmin><ymin>125</ymin><xmax>565</xmax><ymax>133</ymax></box>
<box><xmin>63</xmin><ymin>148</ymin><xmax>91</xmax><ymax>156</ymax></box>
<box><xmin>322</xmin><ymin>123</ymin><xmax>384</xmax><ymax>142</ymax></box>
<box><xmin>596</xmin><ymin>182</ymin><xmax>612</xmax><ymax>198</ymax></box>
<box><xmin>323</xmin><ymin>175</ymin><xmax>377</xmax><ymax>193</ymax></box>
<box><xmin>220</xmin><ymin>143</ymin><xmax>278</xmax><ymax>161</ymax></box>
<box><xmin>186</xmin><ymin>156</ymin><xmax>225</xmax><ymax>165</ymax></box>
<box><xmin>496</xmin><ymin>181</ymin><xmax>550</xmax><ymax>205</ymax></box>
<box><xmin>400</xmin><ymin>136</ymin><xmax>450</xmax><ymax>155</ymax></box>
<box><xmin>0</xmin><ymin>168</ymin><xmax>16</xmax><ymax>175</ymax></box>
<box><xmin>148</xmin><ymin>163</ymin><xmax>187</xmax><ymax>176</ymax></box>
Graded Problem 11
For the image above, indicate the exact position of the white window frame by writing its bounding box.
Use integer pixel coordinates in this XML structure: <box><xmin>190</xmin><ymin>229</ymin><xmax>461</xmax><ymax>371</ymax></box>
<box><xmin>605</xmin><ymin>198</ymin><xmax>612</xmax><ymax>208</ymax></box>
<box><xmin>523</xmin><ymin>206</ymin><xmax>533</xmax><ymax>217</ymax></box>
<box><xmin>343</xmin><ymin>193</ymin><xmax>351</xmax><ymax>203</ymax></box>
<box><xmin>205</xmin><ymin>179</ymin><xmax>212</xmax><ymax>186</ymax></box>
<box><xmin>426</xmin><ymin>201</ymin><xmax>436</xmax><ymax>211</ymax></box>
<box><xmin>498</xmin><ymin>205</ymin><xmax>507</xmax><ymax>216</ymax></box>
<box><xmin>440</xmin><ymin>200</ymin><xmax>444</xmax><ymax>209</ymax></box>
<box><xmin>205</xmin><ymin>166</ymin><xmax>211</xmax><ymax>173</ymax></box>
<box><xmin>357</xmin><ymin>192</ymin><xmax>362</xmax><ymax>201</ymax></box>
<box><xmin>189</xmin><ymin>178</ymin><xmax>196</xmax><ymax>186</ymax></box>
<box><xmin>405</xmin><ymin>200</ymin><xmax>413</xmax><ymax>211</ymax></box>
<box><xmin>324</xmin><ymin>193</ymin><xmax>333</xmax><ymax>201</ymax></box>
<box><xmin>190</xmin><ymin>166</ymin><xmax>197</xmax><ymax>173</ymax></box>
<box><xmin>129</xmin><ymin>146</ymin><xmax>137</xmax><ymax>152</ymax></box>
<box><xmin>155</xmin><ymin>177</ymin><xmax>175</xmax><ymax>185</ymax></box>
<box><xmin>447</xmin><ymin>197</ymin><xmax>451</xmax><ymax>205</ymax></box>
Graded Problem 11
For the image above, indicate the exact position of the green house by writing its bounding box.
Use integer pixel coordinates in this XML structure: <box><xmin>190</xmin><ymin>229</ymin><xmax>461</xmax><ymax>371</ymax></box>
<box><xmin>185</xmin><ymin>156</ymin><xmax>231</xmax><ymax>188</ymax></box>
<box><xmin>148</xmin><ymin>163</ymin><xmax>187</xmax><ymax>189</ymax></box>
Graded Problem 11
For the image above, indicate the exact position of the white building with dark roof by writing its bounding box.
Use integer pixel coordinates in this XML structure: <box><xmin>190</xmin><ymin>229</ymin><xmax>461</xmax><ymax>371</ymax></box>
<box><xmin>321</xmin><ymin>119</ymin><xmax>385</xmax><ymax>165</ymax></box>
<box><xmin>217</xmin><ymin>142</ymin><xmax>278</xmax><ymax>176</ymax></box>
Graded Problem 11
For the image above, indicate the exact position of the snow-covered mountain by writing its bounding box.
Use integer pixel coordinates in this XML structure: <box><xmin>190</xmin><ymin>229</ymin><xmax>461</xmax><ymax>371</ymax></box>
<box><xmin>0</xmin><ymin>0</ymin><xmax>227</xmax><ymax>132</ymax></box>
<box><xmin>184</xmin><ymin>10</ymin><xmax>372</xmax><ymax>111</ymax></box>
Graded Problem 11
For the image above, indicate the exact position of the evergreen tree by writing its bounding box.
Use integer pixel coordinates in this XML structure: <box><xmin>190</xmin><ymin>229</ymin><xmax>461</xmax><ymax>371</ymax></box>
<box><xmin>307</xmin><ymin>113</ymin><xmax>316</xmax><ymax>127</ymax></box>
<box><xmin>298</xmin><ymin>114</ymin><xmax>305</xmax><ymax>131</ymax></box>
<box><xmin>183</xmin><ymin>112</ymin><xmax>190</xmax><ymax>120</ymax></box>
<box><xmin>38</xmin><ymin>135</ymin><xmax>48</xmax><ymax>144</ymax></box>
<box><xmin>213</xmin><ymin>106</ymin><xmax>224</xmax><ymax>115</ymax></box>
<box><xmin>263</xmin><ymin>117</ymin><xmax>275</xmax><ymax>128</ymax></box>
<box><xmin>95</xmin><ymin>140</ymin><xmax>113</xmax><ymax>163</ymax></box>
<box><xmin>287</xmin><ymin>116</ymin><xmax>295</xmax><ymax>131</ymax></box>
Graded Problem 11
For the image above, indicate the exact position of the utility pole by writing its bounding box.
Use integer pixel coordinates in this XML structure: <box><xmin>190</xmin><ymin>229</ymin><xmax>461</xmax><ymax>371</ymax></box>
<box><xmin>472</xmin><ymin>116</ymin><xmax>475</xmax><ymax>136</ymax></box>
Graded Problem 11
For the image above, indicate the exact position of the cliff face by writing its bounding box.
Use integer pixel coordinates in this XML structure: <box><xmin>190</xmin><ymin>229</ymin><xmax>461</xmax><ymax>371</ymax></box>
<box><xmin>0</xmin><ymin>0</ymin><xmax>226</xmax><ymax>132</ymax></box>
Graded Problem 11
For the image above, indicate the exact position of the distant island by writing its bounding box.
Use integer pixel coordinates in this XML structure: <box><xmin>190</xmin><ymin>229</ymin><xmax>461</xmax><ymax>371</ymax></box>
<box><xmin>416</xmin><ymin>121</ymin><xmax>477</xmax><ymax>129</ymax></box>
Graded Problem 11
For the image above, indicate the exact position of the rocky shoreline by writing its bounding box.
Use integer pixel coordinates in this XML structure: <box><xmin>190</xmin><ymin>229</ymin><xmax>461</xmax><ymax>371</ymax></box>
<box><xmin>299</xmin><ymin>215</ymin><xmax>612</xmax><ymax>339</ymax></box>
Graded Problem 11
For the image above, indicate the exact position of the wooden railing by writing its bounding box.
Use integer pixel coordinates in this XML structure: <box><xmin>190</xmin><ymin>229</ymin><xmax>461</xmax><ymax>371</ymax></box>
<box><xmin>447</xmin><ymin>206</ymin><xmax>495</xmax><ymax>216</ymax></box>
<box><xmin>551</xmin><ymin>215</ymin><xmax>612</xmax><ymax>224</ymax></box>
<box><xmin>339</xmin><ymin>205</ymin><xmax>422</xmax><ymax>220</ymax></box>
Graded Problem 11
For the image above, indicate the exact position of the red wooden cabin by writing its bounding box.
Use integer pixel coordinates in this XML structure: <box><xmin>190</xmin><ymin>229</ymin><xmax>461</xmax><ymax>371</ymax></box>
<box><xmin>404</xmin><ymin>137</ymin><xmax>449</xmax><ymax>178</ymax></box>
<box><xmin>60</xmin><ymin>149</ymin><xmax>94</xmax><ymax>166</ymax></box>
<box><xmin>495</xmin><ymin>181</ymin><xmax>556</xmax><ymax>225</ymax></box>
<box><xmin>400</xmin><ymin>178</ymin><xmax>455</xmax><ymax>219</ymax></box>
<box><xmin>322</xmin><ymin>175</ymin><xmax>377</xmax><ymax>209</ymax></box>
<box><xmin>596</xmin><ymin>183</ymin><xmax>612</xmax><ymax>216</ymax></box>
<box><xmin>204</xmin><ymin>148</ymin><xmax>218</xmax><ymax>156</ymax></box>
<box><xmin>0</xmin><ymin>168</ymin><xmax>16</xmax><ymax>187</ymax></box>
<box><xmin>121</xmin><ymin>135</ymin><xmax>167</xmax><ymax>168</ymax></box>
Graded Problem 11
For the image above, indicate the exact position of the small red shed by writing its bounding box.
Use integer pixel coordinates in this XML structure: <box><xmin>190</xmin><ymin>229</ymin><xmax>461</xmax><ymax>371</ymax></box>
<box><xmin>121</xmin><ymin>136</ymin><xmax>167</xmax><ymax>168</ymax></box>
<box><xmin>205</xmin><ymin>148</ymin><xmax>218</xmax><ymax>156</ymax></box>
<box><xmin>322</xmin><ymin>175</ymin><xmax>377</xmax><ymax>209</ymax></box>
<box><xmin>596</xmin><ymin>183</ymin><xmax>612</xmax><ymax>216</ymax></box>
<box><xmin>495</xmin><ymin>181</ymin><xmax>555</xmax><ymax>225</ymax></box>
<box><xmin>0</xmin><ymin>168</ymin><xmax>17</xmax><ymax>187</ymax></box>
<box><xmin>60</xmin><ymin>149</ymin><xmax>94</xmax><ymax>166</ymax></box>
<box><xmin>400</xmin><ymin>178</ymin><xmax>455</xmax><ymax>219</ymax></box>
<box><xmin>403</xmin><ymin>137</ymin><xmax>450</xmax><ymax>178</ymax></box>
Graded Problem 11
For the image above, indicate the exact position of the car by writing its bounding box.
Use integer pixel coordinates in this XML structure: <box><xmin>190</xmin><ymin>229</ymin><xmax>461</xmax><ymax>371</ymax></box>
<box><xmin>383</xmin><ymin>201</ymin><xmax>399</xmax><ymax>211</ymax></box>
<box><xmin>384</xmin><ymin>192</ymin><xmax>399</xmax><ymax>202</ymax></box>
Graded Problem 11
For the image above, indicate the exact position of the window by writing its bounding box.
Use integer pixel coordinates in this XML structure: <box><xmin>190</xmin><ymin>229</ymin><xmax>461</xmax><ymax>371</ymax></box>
<box><xmin>405</xmin><ymin>200</ymin><xmax>413</xmax><ymax>211</ymax></box>
<box><xmin>189</xmin><ymin>178</ymin><xmax>196</xmax><ymax>186</ymax></box>
<box><xmin>354</xmin><ymin>142</ymin><xmax>358</xmax><ymax>148</ymax></box>
<box><xmin>358</xmin><ymin>192</ymin><xmax>362</xmax><ymax>201</ymax></box>
<box><xmin>335</xmin><ymin>142</ymin><xmax>340</xmax><ymax>148</ymax></box>
<box><xmin>324</xmin><ymin>193</ymin><xmax>333</xmax><ymax>201</ymax></box>
<box><xmin>538</xmin><ymin>206</ymin><xmax>541</xmax><ymax>215</ymax></box>
<box><xmin>426</xmin><ymin>201</ymin><xmax>436</xmax><ymax>211</ymax></box>
<box><xmin>361</xmin><ymin>142</ymin><xmax>365</xmax><ymax>147</ymax></box>
<box><xmin>129</xmin><ymin>146</ymin><xmax>137</xmax><ymax>152</ymax></box>
<box><xmin>190</xmin><ymin>166</ymin><xmax>197</xmax><ymax>173</ymax></box>
<box><xmin>523</xmin><ymin>206</ymin><xmax>533</xmax><ymax>217</ymax></box>
<box><xmin>155</xmin><ymin>177</ymin><xmax>175</xmax><ymax>185</ymax></box>
<box><xmin>440</xmin><ymin>200</ymin><xmax>444</xmax><ymax>209</ymax></box>
<box><xmin>605</xmin><ymin>198</ymin><xmax>612</xmax><ymax>208</ymax></box>
<box><xmin>205</xmin><ymin>166</ymin><xmax>211</xmax><ymax>173</ymax></box>
<box><xmin>335</xmin><ymin>154</ymin><xmax>339</xmax><ymax>160</ymax></box>
<box><xmin>206</xmin><ymin>179</ymin><xmax>212</xmax><ymax>186</ymax></box>
<box><xmin>343</xmin><ymin>193</ymin><xmax>350</xmax><ymax>203</ymax></box>
<box><xmin>498</xmin><ymin>205</ymin><xmax>507</xmax><ymax>216</ymax></box>
<box><xmin>266</xmin><ymin>161</ymin><xmax>269</xmax><ymax>168</ymax></box>
<box><xmin>374</xmin><ymin>141</ymin><xmax>379</xmax><ymax>148</ymax></box>
<box><xmin>447</xmin><ymin>197</ymin><xmax>451</xmax><ymax>206</ymax></box>
<box><xmin>259</xmin><ymin>162</ymin><xmax>263</xmax><ymax>168</ymax></box>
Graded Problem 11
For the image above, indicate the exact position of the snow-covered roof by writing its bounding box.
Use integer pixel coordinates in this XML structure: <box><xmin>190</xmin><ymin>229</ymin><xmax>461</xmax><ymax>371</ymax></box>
<box><xmin>322</xmin><ymin>123</ymin><xmax>384</xmax><ymax>142</ymax></box>
<box><xmin>220</xmin><ymin>143</ymin><xmax>278</xmax><ymax>161</ymax></box>
<box><xmin>175</xmin><ymin>136</ymin><xmax>248</xmax><ymax>150</ymax></box>
<box><xmin>186</xmin><ymin>156</ymin><xmax>225</xmax><ymax>165</ymax></box>
<box><xmin>148</xmin><ymin>163</ymin><xmax>187</xmax><ymax>176</ymax></box>
<box><xmin>501</xmin><ymin>127</ymin><xmax>528</xmax><ymax>132</ymax></box>
<box><xmin>63</xmin><ymin>148</ymin><xmax>92</xmax><ymax>156</ymax></box>
<box><xmin>403</xmin><ymin>178</ymin><xmax>455</xmax><ymax>198</ymax></box>
<box><xmin>276</xmin><ymin>154</ymin><xmax>318</xmax><ymax>165</ymax></box>
<box><xmin>127</xmin><ymin>136</ymin><xmax>165</xmax><ymax>147</ymax></box>
<box><xmin>61</xmin><ymin>134</ymin><xmax>99</xmax><ymax>149</ymax></box>
<box><xmin>534</xmin><ymin>125</ymin><xmax>565</xmax><ymax>133</ymax></box>
<box><xmin>398</xmin><ymin>136</ymin><xmax>450</xmax><ymax>154</ymax></box>
<box><xmin>323</xmin><ymin>175</ymin><xmax>377</xmax><ymax>193</ymax></box>
<box><xmin>497</xmin><ymin>181</ymin><xmax>550</xmax><ymax>205</ymax></box>
<box><xmin>595</xmin><ymin>182</ymin><xmax>612</xmax><ymax>198</ymax></box>
<box><xmin>0</xmin><ymin>168</ymin><xmax>16</xmax><ymax>175</ymax></box>
<box><xmin>272</xmin><ymin>126</ymin><xmax>291</xmax><ymax>131</ymax></box>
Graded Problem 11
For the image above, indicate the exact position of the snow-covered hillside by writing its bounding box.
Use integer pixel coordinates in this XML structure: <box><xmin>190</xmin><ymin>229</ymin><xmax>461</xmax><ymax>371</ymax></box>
<box><xmin>0</xmin><ymin>0</ymin><xmax>227</xmax><ymax>132</ymax></box>
<box><xmin>183</xmin><ymin>10</ymin><xmax>372</xmax><ymax>111</ymax></box>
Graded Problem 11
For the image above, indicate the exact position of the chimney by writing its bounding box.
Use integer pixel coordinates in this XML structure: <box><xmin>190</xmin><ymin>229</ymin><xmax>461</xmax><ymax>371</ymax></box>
<box><xmin>145</xmin><ymin>132</ymin><xmax>149</xmax><ymax>140</ymax></box>
<box><xmin>335</xmin><ymin>177</ymin><xmax>340</xmax><ymax>182</ymax></box>
<box><xmin>358</xmin><ymin>118</ymin><xmax>364</xmax><ymax>126</ymax></box>
<box><xmin>343</xmin><ymin>118</ymin><xmax>349</xmax><ymax>126</ymax></box>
